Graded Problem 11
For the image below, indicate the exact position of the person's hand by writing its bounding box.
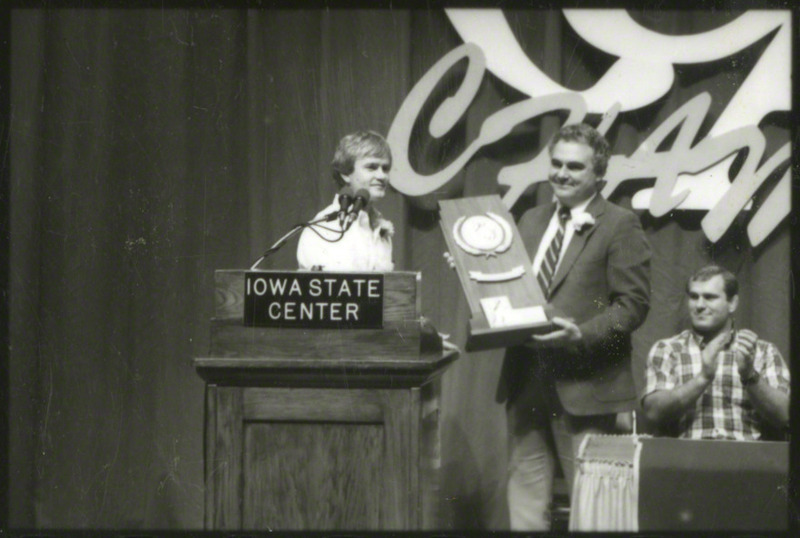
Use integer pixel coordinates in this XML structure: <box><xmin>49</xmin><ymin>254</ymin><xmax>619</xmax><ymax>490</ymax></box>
<box><xmin>699</xmin><ymin>329</ymin><xmax>732</xmax><ymax>382</ymax></box>
<box><xmin>443</xmin><ymin>251</ymin><xmax>456</xmax><ymax>269</ymax></box>
<box><xmin>531</xmin><ymin>316</ymin><xmax>582</xmax><ymax>346</ymax></box>
<box><xmin>732</xmin><ymin>329</ymin><xmax>758</xmax><ymax>378</ymax></box>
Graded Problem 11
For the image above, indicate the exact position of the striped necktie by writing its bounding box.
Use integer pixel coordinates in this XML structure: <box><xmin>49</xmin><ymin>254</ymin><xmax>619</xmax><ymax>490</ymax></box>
<box><xmin>537</xmin><ymin>207</ymin><xmax>570</xmax><ymax>299</ymax></box>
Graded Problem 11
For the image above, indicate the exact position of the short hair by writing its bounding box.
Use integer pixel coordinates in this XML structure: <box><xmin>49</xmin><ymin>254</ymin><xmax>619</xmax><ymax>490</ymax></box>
<box><xmin>331</xmin><ymin>131</ymin><xmax>392</xmax><ymax>186</ymax></box>
<box><xmin>547</xmin><ymin>123</ymin><xmax>611</xmax><ymax>177</ymax></box>
<box><xmin>687</xmin><ymin>265</ymin><xmax>739</xmax><ymax>299</ymax></box>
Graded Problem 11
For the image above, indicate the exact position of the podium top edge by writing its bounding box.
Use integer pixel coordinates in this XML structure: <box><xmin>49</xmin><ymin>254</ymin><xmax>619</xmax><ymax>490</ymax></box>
<box><xmin>215</xmin><ymin>269</ymin><xmax>421</xmax><ymax>277</ymax></box>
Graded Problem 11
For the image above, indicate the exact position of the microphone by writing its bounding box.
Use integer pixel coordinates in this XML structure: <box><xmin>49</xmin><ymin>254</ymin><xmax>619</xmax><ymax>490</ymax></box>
<box><xmin>321</xmin><ymin>187</ymin><xmax>354</xmax><ymax>222</ymax></box>
<box><xmin>344</xmin><ymin>188</ymin><xmax>370</xmax><ymax>229</ymax></box>
<box><xmin>336</xmin><ymin>186</ymin><xmax>354</xmax><ymax>226</ymax></box>
<box><xmin>250</xmin><ymin>187</ymin><xmax>356</xmax><ymax>270</ymax></box>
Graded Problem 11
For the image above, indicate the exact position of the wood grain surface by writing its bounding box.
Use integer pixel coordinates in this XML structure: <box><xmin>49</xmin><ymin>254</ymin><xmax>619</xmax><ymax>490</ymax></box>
<box><xmin>212</xmin><ymin>386</ymin><xmax>243</xmax><ymax>529</ymax></box>
<box><xmin>209</xmin><ymin>322</ymin><xmax>420</xmax><ymax>361</ymax></box>
<box><xmin>242</xmin><ymin>387</ymin><xmax>384</xmax><ymax>423</ymax></box>
<box><xmin>194</xmin><ymin>349</ymin><xmax>458</xmax><ymax>389</ymax></box>
<box><xmin>203</xmin><ymin>385</ymin><xmax>217</xmax><ymax>530</ymax></box>
<box><xmin>243</xmin><ymin>422</ymin><xmax>383</xmax><ymax>529</ymax></box>
<box><xmin>439</xmin><ymin>195</ymin><xmax>546</xmax><ymax>314</ymax></box>
<box><xmin>204</xmin><ymin>380</ymin><xmax>448</xmax><ymax>530</ymax></box>
<box><xmin>202</xmin><ymin>271</ymin><xmax>456</xmax><ymax>530</ymax></box>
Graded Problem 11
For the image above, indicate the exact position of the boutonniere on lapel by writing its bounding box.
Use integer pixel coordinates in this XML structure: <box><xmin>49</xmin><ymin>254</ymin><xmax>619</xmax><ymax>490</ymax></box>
<box><xmin>570</xmin><ymin>213</ymin><xmax>595</xmax><ymax>233</ymax></box>
<box><xmin>376</xmin><ymin>219</ymin><xmax>394</xmax><ymax>240</ymax></box>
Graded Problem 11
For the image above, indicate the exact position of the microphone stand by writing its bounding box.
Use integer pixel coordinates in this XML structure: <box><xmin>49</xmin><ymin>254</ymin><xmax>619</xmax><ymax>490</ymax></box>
<box><xmin>249</xmin><ymin>211</ymin><xmax>340</xmax><ymax>271</ymax></box>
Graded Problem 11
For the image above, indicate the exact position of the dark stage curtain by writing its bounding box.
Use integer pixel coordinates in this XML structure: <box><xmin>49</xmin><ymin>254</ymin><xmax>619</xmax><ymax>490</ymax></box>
<box><xmin>11</xmin><ymin>9</ymin><xmax>253</xmax><ymax>527</ymax></box>
<box><xmin>9</xmin><ymin>8</ymin><xmax>789</xmax><ymax>530</ymax></box>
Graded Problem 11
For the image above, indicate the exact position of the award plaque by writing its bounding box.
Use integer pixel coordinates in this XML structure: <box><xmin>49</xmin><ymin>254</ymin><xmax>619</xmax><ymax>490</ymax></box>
<box><xmin>439</xmin><ymin>195</ymin><xmax>554</xmax><ymax>351</ymax></box>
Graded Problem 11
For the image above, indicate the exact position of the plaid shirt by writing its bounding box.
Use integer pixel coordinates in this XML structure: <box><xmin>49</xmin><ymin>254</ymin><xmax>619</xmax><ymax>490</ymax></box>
<box><xmin>643</xmin><ymin>330</ymin><xmax>790</xmax><ymax>440</ymax></box>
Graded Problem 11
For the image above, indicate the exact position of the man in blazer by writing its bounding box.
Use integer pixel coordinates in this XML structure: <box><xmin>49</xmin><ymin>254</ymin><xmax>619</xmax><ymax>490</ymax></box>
<box><xmin>500</xmin><ymin>123</ymin><xmax>651</xmax><ymax>530</ymax></box>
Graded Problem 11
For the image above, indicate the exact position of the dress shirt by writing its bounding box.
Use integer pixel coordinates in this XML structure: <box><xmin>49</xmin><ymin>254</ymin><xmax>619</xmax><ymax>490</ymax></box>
<box><xmin>532</xmin><ymin>193</ymin><xmax>596</xmax><ymax>275</ymax></box>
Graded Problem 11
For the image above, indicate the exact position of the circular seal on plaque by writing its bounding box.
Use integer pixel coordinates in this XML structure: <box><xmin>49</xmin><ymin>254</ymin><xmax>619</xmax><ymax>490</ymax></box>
<box><xmin>453</xmin><ymin>212</ymin><xmax>513</xmax><ymax>257</ymax></box>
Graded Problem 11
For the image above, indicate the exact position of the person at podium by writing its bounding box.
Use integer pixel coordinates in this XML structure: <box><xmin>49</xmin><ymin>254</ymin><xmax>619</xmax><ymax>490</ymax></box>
<box><xmin>296</xmin><ymin>130</ymin><xmax>395</xmax><ymax>272</ymax></box>
<box><xmin>642</xmin><ymin>265</ymin><xmax>790</xmax><ymax>440</ymax></box>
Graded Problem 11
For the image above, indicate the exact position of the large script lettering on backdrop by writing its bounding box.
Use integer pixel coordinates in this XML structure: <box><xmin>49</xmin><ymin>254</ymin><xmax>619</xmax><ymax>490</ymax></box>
<box><xmin>387</xmin><ymin>9</ymin><xmax>790</xmax><ymax>247</ymax></box>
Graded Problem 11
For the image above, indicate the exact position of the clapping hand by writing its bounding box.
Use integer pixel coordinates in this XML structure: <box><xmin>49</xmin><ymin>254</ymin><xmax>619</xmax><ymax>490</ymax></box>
<box><xmin>699</xmin><ymin>329</ymin><xmax>733</xmax><ymax>382</ymax></box>
<box><xmin>732</xmin><ymin>329</ymin><xmax>758</xmax><ymax>377</ymax></box>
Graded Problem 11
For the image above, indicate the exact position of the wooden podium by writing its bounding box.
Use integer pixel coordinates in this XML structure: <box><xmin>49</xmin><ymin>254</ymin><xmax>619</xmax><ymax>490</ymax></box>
<box><xmin>194</xmin><ymin>270</ymin><xmax>458</xmax><ymax>531</ymax></box>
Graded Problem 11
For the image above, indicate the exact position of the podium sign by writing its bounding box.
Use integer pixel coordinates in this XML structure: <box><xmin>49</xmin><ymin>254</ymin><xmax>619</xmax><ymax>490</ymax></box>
<box><xmin>243</xmin><ymin>271</ymin><xmax>384</xmax><ymax>329</ymax></box>
<box><xmin>439</xmin><ymin>195</ymin><xmax>552</xmax><ymax>350</ymax></box>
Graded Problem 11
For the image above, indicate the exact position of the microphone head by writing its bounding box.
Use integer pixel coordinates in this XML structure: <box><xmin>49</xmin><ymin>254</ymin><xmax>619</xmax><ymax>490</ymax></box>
<box><xmin>338</xmin><ymin>186</ymin><xmax>354</xmax><ymax>203</ymax></box>
<box><xmin>337</xmin><ymin>186</ymin><xmax>354</xmax><ymax>213</ymax></box>
<box><xmin>342</xmin><ymin>188</ymin><xmax>371</xmax><ymax>229</ymax></box>
<box><xmin>354</xmin><ymin>188</ymin><xmax>371</xmax><ymax>204</ymax></box>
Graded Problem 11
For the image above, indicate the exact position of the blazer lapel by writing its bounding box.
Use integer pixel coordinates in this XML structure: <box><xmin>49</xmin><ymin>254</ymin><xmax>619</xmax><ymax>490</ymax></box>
<box><xmin>549</xmin><ymin>195</ymin><xmax>606</xmax><ymax>295</ymax></box>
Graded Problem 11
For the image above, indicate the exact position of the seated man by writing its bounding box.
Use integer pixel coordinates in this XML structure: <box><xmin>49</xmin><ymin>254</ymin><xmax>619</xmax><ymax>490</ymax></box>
<box><xmin>642</xmin><ymin>265</ymin><xmax>789</xmax><ymax>440</ymax></box>
<box><xmin>296</xmin><ymin>130</ymin><xmax>395</xmax><ymax>271</ymax></box>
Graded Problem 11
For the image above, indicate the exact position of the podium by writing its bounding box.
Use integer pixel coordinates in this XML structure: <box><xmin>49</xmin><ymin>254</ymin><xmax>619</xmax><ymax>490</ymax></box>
<box><xmin>193</xmin><ymin>270</ymin><xmax>458</xmax><ymax>531</ymax></box>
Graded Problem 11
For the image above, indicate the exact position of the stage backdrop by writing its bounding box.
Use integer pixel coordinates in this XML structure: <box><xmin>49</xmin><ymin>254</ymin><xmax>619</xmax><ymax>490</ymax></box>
<box><xmin>9</xmin><ymin>8</ymin><xmax>790</xmax><ymax>530</ymax></box>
